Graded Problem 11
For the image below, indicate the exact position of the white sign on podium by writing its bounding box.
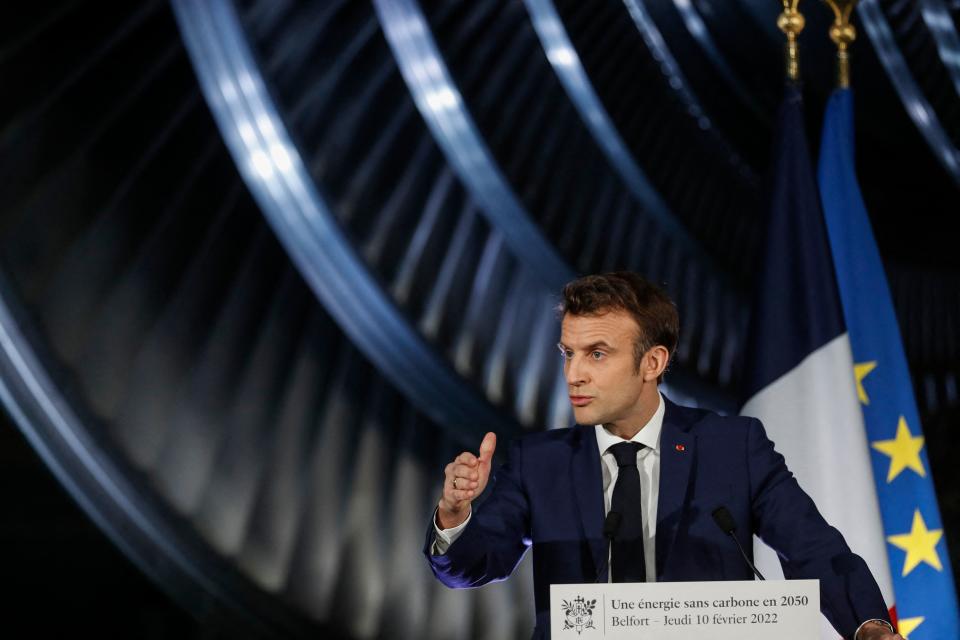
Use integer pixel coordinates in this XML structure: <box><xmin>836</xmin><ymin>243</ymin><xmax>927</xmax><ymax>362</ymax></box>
<box><xmin>551</xmin><ymin>579</ymin><xmax>819</xmax><ymax>639</ymax></box>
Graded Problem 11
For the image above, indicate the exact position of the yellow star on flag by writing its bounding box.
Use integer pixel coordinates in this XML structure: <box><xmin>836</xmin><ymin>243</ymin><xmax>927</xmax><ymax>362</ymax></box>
<box><xmin>896</xmin><ymin>616</ymin><xmax>924</xmax><ymax>639</ymax></box>
<box><xmin>871</xmin><ymin>416</ymin><xmax>925</xmax><ymax>482</ymax></box>
<box><xmin>854</xmin><ymin>361</ymin><xmax>877</xmax><ymax>404</ymax></box>
<box><xmin>887</xmin><ymin>510</ymin><xmax>943</xmax><ymax>576</ymax></box>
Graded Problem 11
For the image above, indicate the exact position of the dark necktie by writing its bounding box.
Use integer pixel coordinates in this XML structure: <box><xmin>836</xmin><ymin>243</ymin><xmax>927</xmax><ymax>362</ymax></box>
<box><xmin>609</xmin><ymin>441</ymin><xmax>646</xmax><ymax>582</ymax></box>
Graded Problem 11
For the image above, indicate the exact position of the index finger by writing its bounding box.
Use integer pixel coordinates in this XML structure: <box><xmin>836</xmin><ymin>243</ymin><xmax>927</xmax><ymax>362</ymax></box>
<box><xmin>456</xmin><ymin>451</ymin><xmax>478</xmax><ymax>466</ymax></box>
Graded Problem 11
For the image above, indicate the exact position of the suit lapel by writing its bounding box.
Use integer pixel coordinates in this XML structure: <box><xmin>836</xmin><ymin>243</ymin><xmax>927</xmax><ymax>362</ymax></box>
<box><xmin>656</xmin><ymin>399</ymin><xmax>695</xmax><ymax>577</ymax></box>
<box><xmin>569</xmin><ymin>425</ymin><xmax>606</xmax><ymax>577</ymax></box>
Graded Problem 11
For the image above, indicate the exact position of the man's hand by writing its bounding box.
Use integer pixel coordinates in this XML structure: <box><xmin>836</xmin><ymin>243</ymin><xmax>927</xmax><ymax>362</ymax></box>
<box><xmin>437</xmin><ymin>432</ymin><xmax>497</xmax><ymax>529</ymax></box>
<box><xmin>856</xmin><ymin>620</ymin><xmax>903</xmax><ymax>640</ymax></box>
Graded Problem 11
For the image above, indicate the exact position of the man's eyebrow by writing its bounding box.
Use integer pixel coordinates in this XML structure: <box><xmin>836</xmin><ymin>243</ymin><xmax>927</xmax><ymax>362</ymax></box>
<box><xmin>584</xmin><ymin>341</ymin><xmax>614</xmax><ymax>351</ymax></box>
<box><xmin>558</xmin><ymin>341</ymin><xmax>615</xmax><ymax>351</ymax></box>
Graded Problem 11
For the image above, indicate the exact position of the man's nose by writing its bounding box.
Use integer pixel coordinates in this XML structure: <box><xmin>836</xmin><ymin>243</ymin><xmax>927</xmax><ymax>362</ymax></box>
<box><xmin>566</xmin><ymin>356</ymin><xmax>586</xmax><ymax>385</ymax></box>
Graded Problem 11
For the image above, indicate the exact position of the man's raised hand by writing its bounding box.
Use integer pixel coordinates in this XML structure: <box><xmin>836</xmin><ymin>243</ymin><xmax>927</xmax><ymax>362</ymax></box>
<box><xmin>437</xmin><ymin>432</ymin><xmax>497</xmax><ymax>529</ymax></box>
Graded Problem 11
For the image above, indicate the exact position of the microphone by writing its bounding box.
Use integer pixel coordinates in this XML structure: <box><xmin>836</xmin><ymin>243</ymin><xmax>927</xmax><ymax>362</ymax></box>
<box><xmin>711</xmin><ymin>506</ymin><xmax>765</xmax><ymax>581</ymax></box>
<box><xmin>595</xmin><ymin>511</ymin><xmax>623</xmax><ymax>582</ymax></box>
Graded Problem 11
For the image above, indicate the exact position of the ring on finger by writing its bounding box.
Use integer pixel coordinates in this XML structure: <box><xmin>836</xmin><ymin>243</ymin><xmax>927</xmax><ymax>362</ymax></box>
<box><xmin>452</xmin><ymin>477</ymin><xmax>458</xmax><ymax>489</ymax></box>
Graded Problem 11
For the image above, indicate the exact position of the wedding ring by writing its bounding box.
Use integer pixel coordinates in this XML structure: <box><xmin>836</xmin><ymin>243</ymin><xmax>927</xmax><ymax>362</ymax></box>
<box><xmin>453</xmin><ymin>477</ymin><xmax>458</xmax><ymax>489</ymax></box>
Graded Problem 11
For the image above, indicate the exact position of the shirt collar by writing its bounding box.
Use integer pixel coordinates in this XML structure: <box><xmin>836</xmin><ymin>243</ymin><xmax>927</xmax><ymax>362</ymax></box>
<box><xmin>594</xmin><ymin>392</ymin><xmax>664</xmax><ymax>455</ymax></box>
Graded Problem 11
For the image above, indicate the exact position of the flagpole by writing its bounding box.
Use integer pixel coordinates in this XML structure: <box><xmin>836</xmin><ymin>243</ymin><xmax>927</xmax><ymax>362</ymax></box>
<box><xmin>778</xmin><ymin>0</ymin><xmax>805</xmax><ymax>81</ymax></box>
<box><xmin>823</xmin><ymin>0</ymin><xmax>859</xmax><ymax>88</ymax></box>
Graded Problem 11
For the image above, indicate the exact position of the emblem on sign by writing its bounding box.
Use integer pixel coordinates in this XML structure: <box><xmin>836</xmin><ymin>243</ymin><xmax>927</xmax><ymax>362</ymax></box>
<box><xmin>561</xmin><ymin>595</ymin><xmax>597</xmax><ymax>634</ymax></box>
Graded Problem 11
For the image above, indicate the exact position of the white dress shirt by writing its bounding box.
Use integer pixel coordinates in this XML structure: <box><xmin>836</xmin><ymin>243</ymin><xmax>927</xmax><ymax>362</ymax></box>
<box><xmin>433</xmin><ymin>393</ymin><xmax>665</xmax><ymax>585</ymax></box>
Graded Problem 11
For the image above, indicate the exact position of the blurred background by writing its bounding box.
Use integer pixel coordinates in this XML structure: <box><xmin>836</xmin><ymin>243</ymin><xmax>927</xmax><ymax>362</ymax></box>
<box><xmin>1</xmin><ymin>0</ymin><xmax>958</xmax><ymax>637</ymax></box>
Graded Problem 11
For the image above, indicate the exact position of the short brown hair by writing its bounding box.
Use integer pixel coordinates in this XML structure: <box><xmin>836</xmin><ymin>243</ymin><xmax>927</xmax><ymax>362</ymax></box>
<box><xmin>560</xmin><ymin>272</ymin><xmax>679</xmax><ymax>377</ymax></box>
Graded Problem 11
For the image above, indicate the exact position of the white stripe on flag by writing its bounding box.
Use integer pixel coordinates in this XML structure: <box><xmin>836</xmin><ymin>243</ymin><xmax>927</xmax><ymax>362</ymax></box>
<box><xmin>742</xmin><ymin>333</ymin><xmax>894</xmax><ymax>636</ymax></box>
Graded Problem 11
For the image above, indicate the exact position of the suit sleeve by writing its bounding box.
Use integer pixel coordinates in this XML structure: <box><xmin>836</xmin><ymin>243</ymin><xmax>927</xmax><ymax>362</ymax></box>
<box><xmin>745</xmin><ymin>417</ymin><xmax>890</xmax><ymax>639</ymax></box>
<box><xmin>422</xmin><ymin>438</ymin><xmax>531</xmax><ymax>588</ymax></box>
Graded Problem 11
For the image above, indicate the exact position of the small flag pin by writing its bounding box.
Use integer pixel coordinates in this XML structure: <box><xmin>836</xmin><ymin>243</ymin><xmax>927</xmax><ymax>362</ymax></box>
<box><xmin>675</xmin><ymin>444</ymin><xmax>686</xmax><ymax>452</ymax></box>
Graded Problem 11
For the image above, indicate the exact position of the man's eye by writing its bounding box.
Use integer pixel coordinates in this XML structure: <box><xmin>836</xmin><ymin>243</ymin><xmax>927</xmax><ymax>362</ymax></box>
<box><xmin>591</xmin><ymin>351</ymin><xmax>604</xmax><ymax>360</ymax></box>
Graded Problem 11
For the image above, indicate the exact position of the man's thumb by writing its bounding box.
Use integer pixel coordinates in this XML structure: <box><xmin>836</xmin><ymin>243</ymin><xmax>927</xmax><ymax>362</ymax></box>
<box><xmin>478</xmin><ymin>432</ymin><xmax>497</xmax><ymax>465</ymax></box>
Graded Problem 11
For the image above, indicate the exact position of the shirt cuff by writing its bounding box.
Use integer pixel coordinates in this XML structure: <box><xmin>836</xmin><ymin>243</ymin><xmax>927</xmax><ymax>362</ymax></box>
<box><xmin>431</xmin><ymin>504</ymin><xmax>472</xmax><ymax>555</ymax></box>
<box><xmin>854</xmin><ymin>618</ymin><xmax>895</xmax><ymax>639</ymax></box>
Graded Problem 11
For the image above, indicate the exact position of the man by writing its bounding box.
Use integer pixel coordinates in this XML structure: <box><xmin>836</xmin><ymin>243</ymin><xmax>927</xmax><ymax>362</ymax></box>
<box><xmin>425</xmin><ymin>272</ymin><xmax>900</xmax><ymax>640</ymax></box>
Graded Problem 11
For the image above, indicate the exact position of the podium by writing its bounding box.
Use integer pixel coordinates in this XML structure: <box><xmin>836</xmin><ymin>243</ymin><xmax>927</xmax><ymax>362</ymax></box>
<box><xmin>551</xmin><ymin>579</ymin><xmax>819</xmax><ymax>638</ymax></box>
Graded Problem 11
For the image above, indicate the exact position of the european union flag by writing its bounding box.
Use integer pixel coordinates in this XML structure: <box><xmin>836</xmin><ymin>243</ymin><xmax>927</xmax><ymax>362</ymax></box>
<box><xmin>818</xmin><ymin>87</ymin><xmax>960</xmax><ymax>639</ymax></box>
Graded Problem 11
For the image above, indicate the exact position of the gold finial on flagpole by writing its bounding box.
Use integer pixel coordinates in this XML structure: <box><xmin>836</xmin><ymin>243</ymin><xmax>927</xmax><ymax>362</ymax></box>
<box><xmin>778</xmin><ymin>0</ymin><xmax>805</xmax><ymax>81</ymax></box>
<box><xmin>823</xmin><ymin>0</ymin><xmax>859</xmax><ymax>88</ymax></box>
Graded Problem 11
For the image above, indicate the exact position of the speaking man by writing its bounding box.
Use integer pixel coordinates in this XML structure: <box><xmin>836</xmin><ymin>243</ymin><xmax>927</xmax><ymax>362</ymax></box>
<box><xmin>424</xmin><ymin>272</ymin><xmax>901</xmax><ymax>640</ymax></box>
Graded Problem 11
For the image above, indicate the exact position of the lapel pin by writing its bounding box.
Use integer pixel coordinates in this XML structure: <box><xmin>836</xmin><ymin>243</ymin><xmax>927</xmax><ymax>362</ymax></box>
<box><xmin>675</xmin><ymin>444</ymin><xmax>686</xmax><ymax>452</ymax></box>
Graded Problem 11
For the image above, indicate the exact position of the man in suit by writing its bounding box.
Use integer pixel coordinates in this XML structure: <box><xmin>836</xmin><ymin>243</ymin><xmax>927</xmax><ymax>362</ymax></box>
<box><xmin>425</xmin><ymin>272</ymin><xmax>900</xmax><ymax>640</ymax></box>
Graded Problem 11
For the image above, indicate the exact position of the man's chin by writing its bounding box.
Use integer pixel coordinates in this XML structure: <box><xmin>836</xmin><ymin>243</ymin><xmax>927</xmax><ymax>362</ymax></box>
<box><xmin>571</xmin><ymin>406</ymin><xmax>598</xmax><ymax>425</ymax></box>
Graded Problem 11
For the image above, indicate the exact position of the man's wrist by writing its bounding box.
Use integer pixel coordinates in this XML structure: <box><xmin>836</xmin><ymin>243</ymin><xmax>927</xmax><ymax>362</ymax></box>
<box><xmin>432</xmin><ymin>505</ymin><xmax>472</xmax><ymax>555</ymax></box>
<box><xmin>855</xmin><ymin>618</ymin><xmax>896</xmax><ymax>640</ymax></box>
<box><xmin>436</xmin><ymin>503</ymin><xmax>470</xmax><ymax>530</ymax></box>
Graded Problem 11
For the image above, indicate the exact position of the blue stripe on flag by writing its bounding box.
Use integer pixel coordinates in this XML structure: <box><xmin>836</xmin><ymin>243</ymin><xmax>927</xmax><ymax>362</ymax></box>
<box><xmin>742</xmin><ymin>84</ymin><xmax>845</xmax><ymax>402</ymax></box>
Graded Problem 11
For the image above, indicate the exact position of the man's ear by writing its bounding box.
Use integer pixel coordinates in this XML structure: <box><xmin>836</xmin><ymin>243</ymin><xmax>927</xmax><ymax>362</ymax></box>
<box><xmin>643</xmin><ymin>345</ymin><xmax>670</xmax><ymax>382</ymax></box>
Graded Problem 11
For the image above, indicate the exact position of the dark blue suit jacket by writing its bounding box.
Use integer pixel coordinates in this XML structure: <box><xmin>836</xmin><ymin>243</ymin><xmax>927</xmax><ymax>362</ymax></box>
<box><xmin>425</xmin><ymin>398</ymin><xmax>889</xmax><ymax>639</ymax></box>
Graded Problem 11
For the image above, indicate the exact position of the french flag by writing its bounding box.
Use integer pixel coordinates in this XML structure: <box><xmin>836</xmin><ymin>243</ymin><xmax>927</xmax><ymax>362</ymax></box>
<box><xmin>739</xmin><ymin>84</ymin><xmax>894</xmax><ymax>639</ymax></box>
